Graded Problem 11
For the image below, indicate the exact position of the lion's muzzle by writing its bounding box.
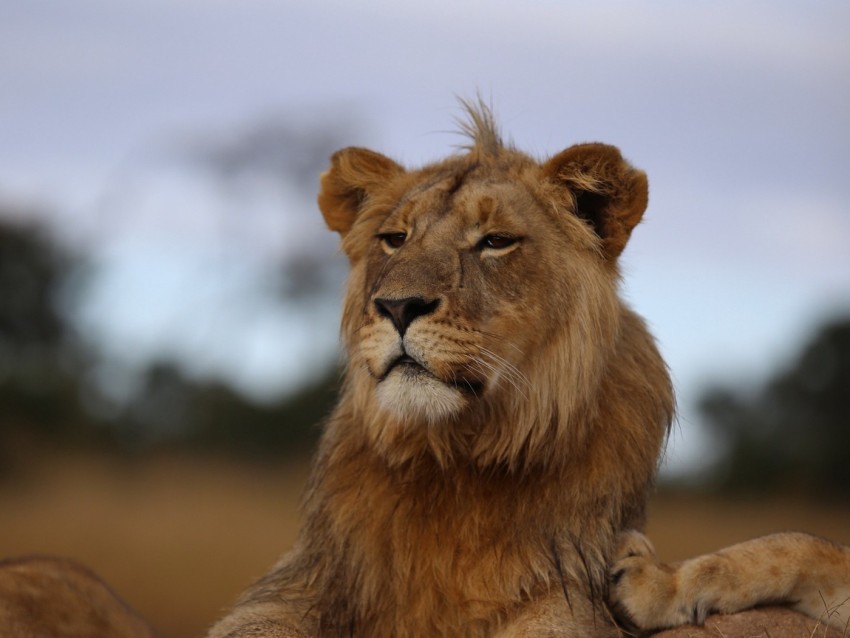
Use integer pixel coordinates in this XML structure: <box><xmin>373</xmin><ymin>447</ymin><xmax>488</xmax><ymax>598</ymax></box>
<box><xmin>374</xmin><ymin>296</ymin><xmax>441</xmax><ymax>337</ymax></box>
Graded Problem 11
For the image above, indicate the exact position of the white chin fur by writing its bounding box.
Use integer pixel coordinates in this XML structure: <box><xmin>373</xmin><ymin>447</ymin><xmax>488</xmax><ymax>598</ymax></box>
<box><xmin>376</xmin><ymin>368</ymin><xmax>465</xmax><ymax>424</ymax></box>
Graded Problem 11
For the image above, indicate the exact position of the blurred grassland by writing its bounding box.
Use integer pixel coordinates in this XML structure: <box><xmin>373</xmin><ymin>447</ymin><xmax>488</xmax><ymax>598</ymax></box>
<box><xmin>2</xmin><ymin>450</ymin><xmax>849</xmax><ymax>638</ymax></box>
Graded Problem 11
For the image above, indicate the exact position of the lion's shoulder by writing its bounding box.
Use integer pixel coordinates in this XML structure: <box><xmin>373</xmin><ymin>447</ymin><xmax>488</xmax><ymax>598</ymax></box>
<box><xmin>0</xmin><ymin>556</ymin><xmax>157</xmax><ymax>638</ymax></box>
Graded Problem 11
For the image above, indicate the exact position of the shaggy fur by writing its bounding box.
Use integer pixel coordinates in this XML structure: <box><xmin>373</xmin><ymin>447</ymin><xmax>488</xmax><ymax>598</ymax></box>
<box><xmin>0</xmin><ymin>556</ymin><xmax>158</xmax><ymax>638</ymax></box>
<box><xmin>208</xmin><ymin>104</ymin><xmax>673</xmax><ymax>638</ymax></box>
<box><xmin>0</xmin><ymin>107</ymin><xmax>845</xmax><ymax>638</ymax></box>
<box><xmin>207</xmin><ymin>105</ymin><xmax>849</xmax><ymax>638</ymax></box>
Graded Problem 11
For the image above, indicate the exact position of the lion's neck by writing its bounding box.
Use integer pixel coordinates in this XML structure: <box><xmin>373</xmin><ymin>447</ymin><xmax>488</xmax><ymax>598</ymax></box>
<box><xmin>304</xmin><ymin>430</ymin><xmax>629</xmax><ymax>636</ymax></box>
<box><xmin>299</xmin><ymin>309</ymin><xmax>673</xmax><ymax>635</ymax></box>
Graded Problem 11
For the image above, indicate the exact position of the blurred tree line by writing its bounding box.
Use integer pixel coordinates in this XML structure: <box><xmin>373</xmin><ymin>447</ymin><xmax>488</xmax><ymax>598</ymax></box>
<box><xmin>0</xmin><ymin>212</ymin><xmax>337</xmax><ymax>472</ymax></box>
<box><xmin>0</xmin><ymin>220</ymin><xmax>91</xmax><ymax>443</ymax></box>
<box><xmin>2</xmin><ymin>113</ymin><xmax>356</xmax><ymax>475</ymax></box>
<box><xmin>699</xmin><ymin>316</ymin><xmax>850</xmax><ymax>500</ymax></box>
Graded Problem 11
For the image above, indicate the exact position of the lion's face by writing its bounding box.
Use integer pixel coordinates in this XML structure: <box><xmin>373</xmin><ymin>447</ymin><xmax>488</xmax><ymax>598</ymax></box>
<box><xmin>353</xmin><ymin>173</ymin><xmax>597</xmax><ymax>424</ymax></box>
<box><xmin>318</xmin><ymin>119</ymin><xmax>648</xmax><ymax>464</ymax></box>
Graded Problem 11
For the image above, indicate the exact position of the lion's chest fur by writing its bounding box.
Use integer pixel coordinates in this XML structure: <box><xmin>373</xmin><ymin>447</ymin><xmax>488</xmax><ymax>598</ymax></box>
<box><xmin>311</xmin><ymin>446</ymin><xmax>613</xmax><ymax>635</ymax></box>
<box><xmin>206</xmin><ymin>110</ymin><xmax>678</xmax><ymax>638</ymax></box>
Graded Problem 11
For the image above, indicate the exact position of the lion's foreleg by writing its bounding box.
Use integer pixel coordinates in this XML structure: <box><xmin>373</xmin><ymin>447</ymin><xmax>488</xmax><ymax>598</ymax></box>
<box><xmin>609</xmin><ymin>530</ymin><xmax>850</xmax><ymax>632</ymax></box>
<box><xmin>206</xmin><ymin>602</ymin><xmax>312</xmax><ymax>638</ymax></box>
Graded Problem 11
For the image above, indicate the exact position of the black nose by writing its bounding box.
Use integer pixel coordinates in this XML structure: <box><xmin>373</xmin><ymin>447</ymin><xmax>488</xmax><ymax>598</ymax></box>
<box><xmin>374</xmin><ymin>297</ymin><xmax>440</xmax><ymax>336</ymax></box>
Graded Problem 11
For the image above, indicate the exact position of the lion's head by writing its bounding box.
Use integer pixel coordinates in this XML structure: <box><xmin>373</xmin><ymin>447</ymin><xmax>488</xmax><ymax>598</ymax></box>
<box><xmin>318</xmin><ymin>104</ymin><xmax>662</xmax><ymax>471</ymax></box>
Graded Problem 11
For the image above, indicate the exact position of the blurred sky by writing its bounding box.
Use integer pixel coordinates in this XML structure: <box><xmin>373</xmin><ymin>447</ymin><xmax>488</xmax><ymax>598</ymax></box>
<box><xmin>2</xmin><ymin>0</ymin><xmax>849</xmax><ymax>473</ymax></box>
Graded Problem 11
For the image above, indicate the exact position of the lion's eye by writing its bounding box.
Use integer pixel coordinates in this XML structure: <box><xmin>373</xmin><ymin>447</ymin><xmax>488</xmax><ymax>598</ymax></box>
<box><xmin>478</xmin><ymin>234</ymin><xmax>519</xmax><ymax>251</ymax></box>
<box><xmin>378</xmin><ymin>233</ymin><xmax>407</xmax><ymax>249</ymax></box>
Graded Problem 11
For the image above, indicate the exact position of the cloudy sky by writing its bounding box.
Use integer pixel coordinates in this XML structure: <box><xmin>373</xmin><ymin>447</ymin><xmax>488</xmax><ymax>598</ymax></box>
<box><xmin>2</xmin><ymin>0</ymin><xmax>849</xmax><ymax>472</ymax></box>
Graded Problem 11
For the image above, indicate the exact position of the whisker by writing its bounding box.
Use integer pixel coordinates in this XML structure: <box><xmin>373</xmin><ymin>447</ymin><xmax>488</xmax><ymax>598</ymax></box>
<box><xmin>467</xmin><ymin>355</ymin><xmax>529</xmax><ymax>401</ymax></box>
<box><xmin>478</xmin><ymin>347</ymin><xmax>531</xmax><ymax>390</ymax></box>
<box><xmin>480</xmin><ymin>349</ymin><xmax>525</xmax><ymax>379</ymax></box>
<box><xmin>483</xmin><ymin>360</ymin><xmax>531</xmax><ymax>401</ymax></box>
<box><xmin>477</xmin><ymin>330</ymin><xmax>525</xmax><ymax>356</ymax></box>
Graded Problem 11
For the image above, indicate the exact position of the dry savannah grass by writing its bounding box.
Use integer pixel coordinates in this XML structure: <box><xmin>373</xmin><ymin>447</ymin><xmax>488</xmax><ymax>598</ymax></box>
<box><xmin>1</xmin><ymin>450</ymin><xmax>849</xmax><ymax>637</ymax></box>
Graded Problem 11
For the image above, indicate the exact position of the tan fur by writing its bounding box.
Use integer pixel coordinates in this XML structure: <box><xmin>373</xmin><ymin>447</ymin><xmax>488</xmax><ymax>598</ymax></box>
<box><xmin>1</xmin><ymin>107</ymin><xmax>844</xmax><ymax>638</ymax></box>
<box><xmin>0</xmin><ymin>556</ymin><xmax>157</xmax><ymax>638</ymax></box>
<box><xmin>208</xmin><ymin>104</ymin><xmax>850</xmax><ymax>638</ymax></box>
<box><xmin>209</xmin><ymin>104</ymin><xmax>674</xmax><ymax>638</ymax></box>
<box><xmin>610</xmin><ymin>530</ymin><xmax>850</xmax><ymax>634</ymax></box>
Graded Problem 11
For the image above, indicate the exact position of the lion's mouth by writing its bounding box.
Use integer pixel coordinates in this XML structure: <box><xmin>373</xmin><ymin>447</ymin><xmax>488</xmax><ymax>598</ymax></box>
<box><xmin>383</xmin><ymin>354</ymin><xmax>430</xmax><ymax>380</ymax></box>
<box><xmin>384</xmin><ymin>354</ymin><xmax>484</xmax><ymax>396</ymax></box>
<box><xmin>393</xmin><ymin>354</ymin><xmax>420</xmax><ymax>369</ymax></box>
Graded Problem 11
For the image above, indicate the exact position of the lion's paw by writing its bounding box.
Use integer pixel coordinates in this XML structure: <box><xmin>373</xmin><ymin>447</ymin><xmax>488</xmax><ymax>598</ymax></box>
<box><xmin>609</xmin><ymin>531</ymin><xmax>691</xmax><ymax>632</ymax></box>
<box><xmin>613</xmin><ymin>529</ymin><xmax>657</xmax><ymax>564</ymax></box>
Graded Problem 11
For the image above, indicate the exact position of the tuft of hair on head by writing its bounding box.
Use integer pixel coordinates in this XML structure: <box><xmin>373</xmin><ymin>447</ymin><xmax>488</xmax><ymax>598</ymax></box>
<box><xmin>456</xmin><ymin>95</ymin><xmax>505</xmax><ymax>157</ymax></box>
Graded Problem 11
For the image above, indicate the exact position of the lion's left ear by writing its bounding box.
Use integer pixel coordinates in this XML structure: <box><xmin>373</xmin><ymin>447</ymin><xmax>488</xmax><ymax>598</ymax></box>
<box><xmin>542</xmin><ymin>143</ymin><xmax>648</xmax><ymax>260</ymax></box>
<box><xmin>317</xmin><ymin>147</ymin><xmax>405</xmax><ymax>235</ymax></box>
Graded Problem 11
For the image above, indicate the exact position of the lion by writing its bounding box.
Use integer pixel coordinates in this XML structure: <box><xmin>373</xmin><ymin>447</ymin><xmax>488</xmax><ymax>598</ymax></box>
<box><xmin>0</xmin><ymin>555</ymin><xmax>158</xmax><ymax>638</ymax></box>
<box><xmin>1</xmin><ymin>106</ymin><xmax>845</xmax><ymax>638</ymax></box>
<box><xmin>611</xmin><ymin>531</ymin><xmax>850</xmax><ymax>636</ymax></box>
<box><xmin>205</xmin><ymin>103</ymin><xmax>850</xmax><ymax>638</ymax></box>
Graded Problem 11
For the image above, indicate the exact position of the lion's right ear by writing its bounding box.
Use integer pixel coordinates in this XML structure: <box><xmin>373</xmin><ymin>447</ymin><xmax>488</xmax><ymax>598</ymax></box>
<box><xmin>543</xmin><ymin>143</ymin><xmax>648</xmax><ymax>260</ymax></box>
<box><xmin>317</xmin><ymin>147</ymin><xmax>404</xmax><ymax>235</ymax></box>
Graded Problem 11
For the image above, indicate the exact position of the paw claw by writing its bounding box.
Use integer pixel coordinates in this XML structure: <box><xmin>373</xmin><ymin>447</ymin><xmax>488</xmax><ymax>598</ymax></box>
<box><xmin>608</xmin><ymin>531</ymin><xmax>677</xmax><ymax>632</ymax></box>
<box><xmin>614</xmin><ymin>530</ymin><xmax>656</xmax><ymax>560</ymax></box>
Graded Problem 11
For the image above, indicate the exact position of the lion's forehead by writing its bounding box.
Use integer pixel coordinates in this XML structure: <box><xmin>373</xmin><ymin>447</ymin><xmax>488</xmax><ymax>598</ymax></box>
<box><xmin>384</xmin><ymin>174</ymin><xmax>551</xmax><ymax>241</ymax></box>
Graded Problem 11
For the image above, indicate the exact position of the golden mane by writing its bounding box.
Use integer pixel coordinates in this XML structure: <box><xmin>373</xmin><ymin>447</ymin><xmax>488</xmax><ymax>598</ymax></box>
<box><xmin>455</xmin><ymin>97</ymin><xmax>505</xmax><ymax>156</ymax></box>
<box><xmin>210</xmin><ymin>105</ymin><xmax>674</xmax><ymax>637</ymax></box>
<box><xmin>0</xmin><ymin>106</ymin><xmax>845</xmax><ymax>638</ymax></box>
